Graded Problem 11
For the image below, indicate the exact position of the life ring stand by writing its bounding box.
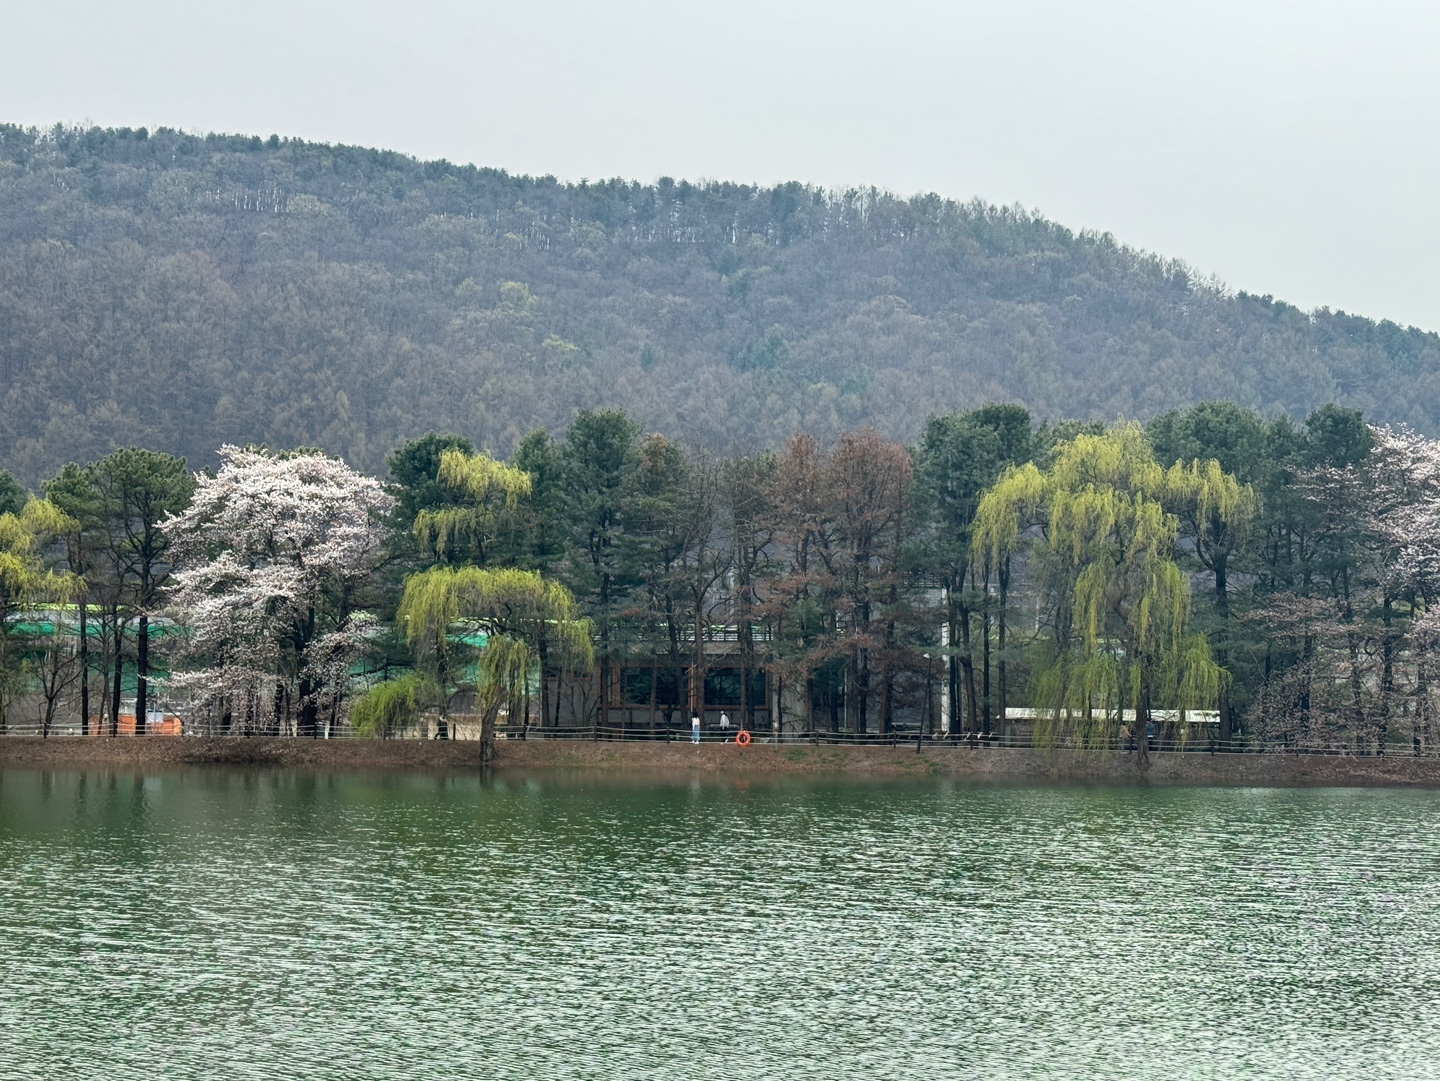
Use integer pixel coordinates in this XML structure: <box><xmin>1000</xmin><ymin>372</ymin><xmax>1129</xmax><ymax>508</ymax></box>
<box><xmin>735</xmin><ymin>730</ymin><xmax>752</xmax><ymax>747</ymax></box>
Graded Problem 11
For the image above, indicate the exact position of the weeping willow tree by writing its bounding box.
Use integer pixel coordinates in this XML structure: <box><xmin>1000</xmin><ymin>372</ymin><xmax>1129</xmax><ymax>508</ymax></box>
<box><xmin>351</xmin><ymin>672</ymin><xmax>430</xmax><ymax>739</ymax></box>
<box><xmin>973</xmin><ymin>424</ymin><xmax>1238</xmax><ymax>759</ymax></box>
<box><xmin>393</xmin><ymin>566</ymin><xmax>593</xmax><ymax>759</ymax></box>
<box><xmin>413</xmin><ymin>449</ymin><xmax>532</xmax><ymax>564</ymax></box>
<box><xmin>0</xmin><ymin>499</ymin><xmax>82</xmax><ymax>732</ymax></box>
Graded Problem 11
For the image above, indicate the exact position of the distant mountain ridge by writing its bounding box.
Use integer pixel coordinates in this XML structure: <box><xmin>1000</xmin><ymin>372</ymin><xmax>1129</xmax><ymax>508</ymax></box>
<box><xmin>0</xmin><ymin>122</ymin><xmax>1435</xmax><ymax>483</ymax></box>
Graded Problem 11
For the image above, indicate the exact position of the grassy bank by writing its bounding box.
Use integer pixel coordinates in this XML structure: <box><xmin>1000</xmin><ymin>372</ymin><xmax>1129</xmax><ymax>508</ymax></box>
<box><xmin>4</xmin><ymin>736</ymin><xmax>1440</xmax><ymax>786</ymax></box>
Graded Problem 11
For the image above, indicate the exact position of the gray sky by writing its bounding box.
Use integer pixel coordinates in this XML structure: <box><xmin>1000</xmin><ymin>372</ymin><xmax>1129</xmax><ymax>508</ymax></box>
<box><xmin>8</xmin><ymin>0</ymin><xmax>1440</xmax><ymax>329</ymax></box>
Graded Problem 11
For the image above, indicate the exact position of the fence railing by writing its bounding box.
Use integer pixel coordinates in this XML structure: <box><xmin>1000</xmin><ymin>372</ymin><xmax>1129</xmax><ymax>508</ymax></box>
<box><xmin>498</xmin><ymin>726</ymin><xmax>1440</xmax><ymax>756</ymax></box>
<box><xmin>7</xmin><ymin>720</ymin><xmax>1439</xmax><ymax>758</ymax></box>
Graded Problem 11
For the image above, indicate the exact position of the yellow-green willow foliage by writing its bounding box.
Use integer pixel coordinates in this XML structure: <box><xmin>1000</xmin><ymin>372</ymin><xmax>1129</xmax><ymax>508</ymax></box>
<box><xmin>350</xmin><ymin>672</ymin><xmax>430</xmax><ymax>739</ymax></box>
<box><xmin>973</xmin><ymin>424</ymin><xmax>1233</xmax><ymax>750</ymax></box>
<box><xmin>0</xmin><ymin>498</ymin><xmax>82</xmax><ymax>729</ymax></box>
<box><xmin>395</xmin><ymin>566</ymin><xmax>593</xmax><ymax>753</ymax></box>
<box><xmin>413</xmin><ymin>449</ymin><xmax>533</xmax><ymax>563</ymax></box>
<box><xmin>1163</xmin><ymin>458</ymin><xmax>1258</xmax><ymax>533</ymax></box>
<box><xmin>473</xmin><ymin>635</ymin><xmax>536</xmax><ymax>742</ymax></box>
<box><xmin>0</xmin><ymin>499</ymin><xmax>79</xmax><ymax>609</ymax></box>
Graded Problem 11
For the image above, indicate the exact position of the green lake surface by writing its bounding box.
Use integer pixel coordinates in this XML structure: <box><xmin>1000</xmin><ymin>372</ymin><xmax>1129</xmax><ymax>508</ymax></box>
<box><xmin>2</xmin><ymin>769</ymin><xmax>1438</xmax><ymax>1080</ymax></box>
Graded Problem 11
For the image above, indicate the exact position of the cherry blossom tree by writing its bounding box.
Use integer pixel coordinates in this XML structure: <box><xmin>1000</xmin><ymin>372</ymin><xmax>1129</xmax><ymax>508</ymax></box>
<box><xmin>1248</xmin><ymin>424</ymin><xmax>1440</xmax><ymax>753</ymax></box>
<box><xmin>163</xmin><ymin>446</ymin><xmax>394</xmax><ymax>736</ymax></box>
<box><xmin>1367</xmin><ymin>425</ymin><xmax>1440</xmax><ymax>753</ymax></box>
<box><xmin>1367</xmin><ymin>425</ymin><xmax>1440</xmax><ymax>597</ymax></box>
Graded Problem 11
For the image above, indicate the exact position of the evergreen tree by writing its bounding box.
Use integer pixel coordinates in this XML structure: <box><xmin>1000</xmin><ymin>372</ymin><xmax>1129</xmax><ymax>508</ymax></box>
<box><xmin>913</xmin><ymin>405</ymin><xmax>1033</xmax><ymax>735</ymax></box>
<box><xmin>558</xmin><ymin>410</ymin><xmax>642</xmax><ymax>729</ymax></box>
<box><xmin>89</xmin><ymin>449</ymin><xmax>194</xmax><ymax>735</ymax></box>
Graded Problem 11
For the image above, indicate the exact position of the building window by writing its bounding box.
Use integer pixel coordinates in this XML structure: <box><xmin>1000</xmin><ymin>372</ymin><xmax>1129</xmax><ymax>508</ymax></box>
<box><xmin>618</xmin><ymin>666</ymin><xmax>686</xmax><ymax>706</ymax></box>
<box><xmin>703</xmin><ymin>668</ymin><xmax>765</xmax><ymax>708</ymax></box>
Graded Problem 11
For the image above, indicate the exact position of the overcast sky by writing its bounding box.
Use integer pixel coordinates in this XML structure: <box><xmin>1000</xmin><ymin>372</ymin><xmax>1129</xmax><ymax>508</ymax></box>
<box><xmin>7</xmin><ymin>0</ymin><xmax>1439</xmax><ymax>329</ymax></box>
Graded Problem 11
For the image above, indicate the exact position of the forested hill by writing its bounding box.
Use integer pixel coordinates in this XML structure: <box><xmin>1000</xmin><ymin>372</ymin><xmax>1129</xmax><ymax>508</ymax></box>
<box><xmin>2</xmin><ymin>123</ymin><xmax>1438</xmax><ymax>483</ymax></box>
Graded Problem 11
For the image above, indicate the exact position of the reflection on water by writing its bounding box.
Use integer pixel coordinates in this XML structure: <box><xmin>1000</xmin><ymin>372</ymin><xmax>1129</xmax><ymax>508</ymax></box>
<box><xmin>2</xmin><ymin>769</ymin><xmax>1438</xmax><ymax>1080</ymax></box>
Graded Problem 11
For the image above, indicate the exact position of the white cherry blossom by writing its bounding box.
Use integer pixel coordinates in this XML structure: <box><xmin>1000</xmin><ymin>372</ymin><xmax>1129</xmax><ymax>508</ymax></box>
<box><xmin>163</xmin><ymin>446</ymin><xmax>394</xmax><ymax>734</ymax></box>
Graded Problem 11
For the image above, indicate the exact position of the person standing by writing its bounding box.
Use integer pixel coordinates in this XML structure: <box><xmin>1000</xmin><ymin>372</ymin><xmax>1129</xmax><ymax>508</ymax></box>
<box><xmin>719</xmin><ymin>711</ymin><xmax>731</xmax><ymax>739</ymax></box>
<box><xmin>691</xmin><ymin>714</ymin><xmax>701</xmax><ymax>744</ymax></box>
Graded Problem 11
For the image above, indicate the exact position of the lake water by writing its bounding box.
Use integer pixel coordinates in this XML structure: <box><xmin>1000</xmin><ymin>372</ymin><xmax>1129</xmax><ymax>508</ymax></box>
<box><xmin>2</xmin><ymin>769</ymin><xmax>1438</xmax><ymax>1080</ymax></box>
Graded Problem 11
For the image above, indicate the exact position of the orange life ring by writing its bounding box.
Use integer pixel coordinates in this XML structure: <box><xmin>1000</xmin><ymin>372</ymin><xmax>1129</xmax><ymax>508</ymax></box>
<box><xmin>735</xmin><ymin>730</ymin><xmax>752</xmax><ymax>746</ymax></box>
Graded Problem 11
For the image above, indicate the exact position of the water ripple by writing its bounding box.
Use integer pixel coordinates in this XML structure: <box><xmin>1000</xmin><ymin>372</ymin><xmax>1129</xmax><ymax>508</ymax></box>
<box><xmin>1</xmin><ymin>772</ymin><xmax>1439</xmax><ymax>1079</ymax></box>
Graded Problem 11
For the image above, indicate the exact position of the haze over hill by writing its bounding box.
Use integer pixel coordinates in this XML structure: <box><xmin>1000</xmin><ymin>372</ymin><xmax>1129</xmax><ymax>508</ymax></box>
<box><xmin>1</xmin><ymin>123</ymin><xmax>1436</xmax><ymax>483</ymax></box>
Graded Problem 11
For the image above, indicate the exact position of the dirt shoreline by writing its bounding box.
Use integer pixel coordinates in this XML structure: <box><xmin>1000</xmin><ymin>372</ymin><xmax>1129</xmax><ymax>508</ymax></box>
<box><xmin>4</xmin><ymin>735</ymin><xmax>1440</xmax><ymax>786</ymax></box>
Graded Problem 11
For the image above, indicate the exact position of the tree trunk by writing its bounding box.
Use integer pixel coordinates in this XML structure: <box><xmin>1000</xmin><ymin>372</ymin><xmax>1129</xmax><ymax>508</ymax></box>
<box><xmin>739</xmin><ymin>585</ymin><xmax>755</xmax><ymax>731</ymax></box>
<box><xmin>954</xmin><ymin>577</ymin><xmax>978</xmax><ymax>736</ymax></box>
<box><xmin>980</xmin><ymin>563</ymin><xmax>992</xmax><ymax>737</ymax></box>
<box><xmin>110</xmin><ymin>635</ymin><xmax>123</xmax><ymax>738</ymax></box>
<box><xmin>947</xmin><ymin>596</ymin><xmax>960</xmax><ymax>738</ymax></box>
<box><xmin>981</xmin><ymin>608</ymin><xmax>992</xmax><ymax>738</ymax></box>
<box><xmin>693</xmin><ymin>611</ymin><xmax>707</xmax><ymax>735</ymax></box>
<box><xmin>806</xmin><ymin>673</ymin><xmax>817</xmax><ymax>742</ymax></box>
<box><xmin>997</xmin><ymin>557</ymin><xmax>1010</xmax><ymax>742</ymax></box>
<box><xmin>538</xmin><ymin>638</ymin><xmax>551</xmax><ymax>730</ymax></box>
<box><xmin>1299</xmin><ymin>635</ymin><xmax>1313</xmax><ymax>749</ymax></box>
<box><xmin>79</xmin><ymin>602</ymin><xmax>90</xmax><ymax>737</ymax></box>
<box><xmin>1378</xmin><ymin>594</ymin><xmax>1395</xmax><ymax>756</ymax></box>
<box><xmin>598</xmin><ymin>663</ymin><xmax>609</xmax><ymax>737</ymax></box>
<box><xmin>855</xmin><ymin>646</ymin><xmax>869</xmax><ymax>735</ymax></box>
<box><xmin>959</xmin><ymin>601</ymin><xmax>978</xmax><ymax>738</ymax></box>
<box><xmin>1340</xmin><ymin>568</ymin><xmax>1367</xmax><ymax>752</ymax></box>
<box><xmin>649</xmin><ymin>659</ymin><xmax>658</xmax><ymax>736</ymax></box>
<box><xmin>0</xmin><ymin>640</ymin><xmax>9</xmax><ymax>735</ymax></box>
<box><xmin>135</xmin><ymin>613</ymin><xmax>150</xmax><ymax>736</ymax></box>
<box><xmin>298</xmin><ymin>674</ymin><xmax>320</xmax><ymax>738</ymax></box>
<box><xmin>433</xmin><ymin>652</ymin><xmax>449</xmax><ymax>740</ymax></box>
<box><xmin>739</xmin><ymin>626</ymin><xmax>752</xmax><ymax>732</ymax></box>
<box><xmin>480</xmin><ymin>704</ymin><xmax>496</xmax><ymax>766</ymax></box>
<box><xmin>41</xmin><ymin>679</ymin><xmax>54</xmax><ymax>739</ymax></box>
<box><xmin>1136</xmin><ymin>681</ymin><xmax>1152</xmax><ymax>768</ymax></box>
<box><xmin>98</xmin><ymin>628</ymin><xmax>112</xmax><ymax>739</ymax></box>
<box><xmin>772</xmin><ymin>674</ymin><xmax>781</xmax><ymax>739</ymax></box>
<box><xmin>1346</xmin><ymin>629</ymin><xmax>1368</xmax><ymax>752</ymax></box>
<box><xmin>880</xmin><ymin>654</ymin><xmax>893</xmax><ymax>734</ymax></box>
<box><xmin>1415</xmin><ymin>638</ymin><xmax>1430</xmax><ymax>756</ymax></box>
<box><xmin>1214</xmin><ymin>555</ymin><xmax>1233</xmax><ymax>745</ymax></box>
